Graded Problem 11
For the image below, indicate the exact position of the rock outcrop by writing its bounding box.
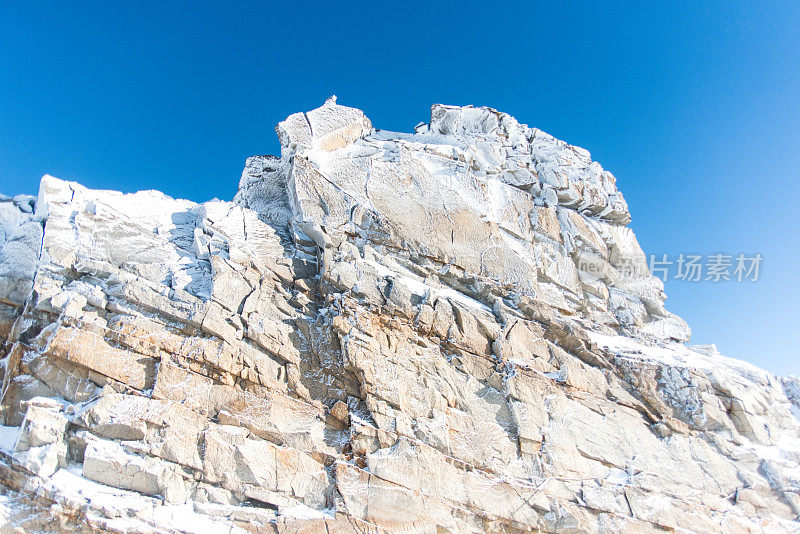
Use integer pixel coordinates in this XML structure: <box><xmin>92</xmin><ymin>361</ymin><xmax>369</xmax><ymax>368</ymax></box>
<box><xmin>0</xmin><ymin>98</ymin><xmax>798</xmax><ymax>533</ymax></box>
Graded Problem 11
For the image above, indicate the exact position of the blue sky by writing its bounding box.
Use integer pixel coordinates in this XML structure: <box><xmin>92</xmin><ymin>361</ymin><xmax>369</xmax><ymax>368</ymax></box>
<box><xmin>1</xmin><ymin>2</ymin><xmax>798</xmax><ymax>374</ymax></box>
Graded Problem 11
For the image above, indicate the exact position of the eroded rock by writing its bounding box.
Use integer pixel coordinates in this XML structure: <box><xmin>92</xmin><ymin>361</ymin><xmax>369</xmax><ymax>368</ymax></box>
<box><xmin>0</xmin><ymin>99</ymin><xmax>796</xmax><ymax>533</ymax></box>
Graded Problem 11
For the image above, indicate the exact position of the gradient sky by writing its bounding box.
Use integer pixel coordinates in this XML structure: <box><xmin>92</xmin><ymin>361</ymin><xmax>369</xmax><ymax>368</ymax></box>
<box><xmin>1</xmin><ymin>2</ymin><xmax>798</xmax><ymax>374</ymax></box>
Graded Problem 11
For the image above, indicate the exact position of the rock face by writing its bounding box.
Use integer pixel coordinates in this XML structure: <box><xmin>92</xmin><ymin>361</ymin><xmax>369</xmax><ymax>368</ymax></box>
<box><xmin>0</xmin><ymin>98</ymin><xmax>798</xmax><ymax>533</ymax></box>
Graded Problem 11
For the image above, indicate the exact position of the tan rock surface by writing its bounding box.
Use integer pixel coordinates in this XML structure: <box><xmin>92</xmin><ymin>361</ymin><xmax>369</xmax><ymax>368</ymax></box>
<box><xmin>0</xmin><ymin>100</ymin><xmax>796</xmax><ymax>533</ymax></box>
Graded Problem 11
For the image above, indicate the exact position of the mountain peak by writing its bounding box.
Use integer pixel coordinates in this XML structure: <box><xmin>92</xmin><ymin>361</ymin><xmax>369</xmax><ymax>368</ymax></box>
<box><xmin>0</xmin><ymin>101</ymin><xmax>797</xmax><ymax>533</ymax></box>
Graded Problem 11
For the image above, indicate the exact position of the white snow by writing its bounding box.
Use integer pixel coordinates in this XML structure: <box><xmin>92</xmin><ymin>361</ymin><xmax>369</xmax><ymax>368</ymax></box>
<box><xmin>49</xmin><ymin>467</ymin><xmax>248</xmax><ymax>533</ymax></box>
<box><xmin>0</xmin><ymin>495</ymin><xmax>20</xmax><ymax>529</ymax></box>
<box><xmin>279</xmin><ymin>504</ymin><xmax>334</xmax><ymax>520</ymax></box>
<box><xmin>605</xmin><ymin>468</ymin><xmax>631</xmax><ymax>485</ymax></box>
<box><xmin>50</xmin><ymin>466</ymin><xmax>155</xmax><ymax>510</ymax></box>
<box><xmin>0</xmin><ymin>426</ymin><xmax>19</xmax><ymax>453</ymax></box>
<box><xmin>152</xmin><ymin>503</ymin><xmax>248</xmax><ymax>533</ymax></box>
<box><xmin>363</xmin><ymin>258</ymin><xmax>493</xmax><ymax>313</ymax></box>
<box><xmin>587</xmin><ymin>331</ymin><xmax>769</xmax><ymax>378</ymax></box>
<box><xmin>738</xmin><ymin>435</ymin><xmax>800</xmax><ymax>480</ymax></box>
<box><xmin>402</xmin><ymin>276</ymin><xmax>492</xmax><ymax>314</ymax></box>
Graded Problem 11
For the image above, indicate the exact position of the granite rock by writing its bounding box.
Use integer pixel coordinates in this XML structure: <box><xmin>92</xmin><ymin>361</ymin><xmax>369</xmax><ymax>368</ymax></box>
<box><xmin>0</xmin><ymin>99</ymin><xmax>796</xmax><ymax>533</ymax></box>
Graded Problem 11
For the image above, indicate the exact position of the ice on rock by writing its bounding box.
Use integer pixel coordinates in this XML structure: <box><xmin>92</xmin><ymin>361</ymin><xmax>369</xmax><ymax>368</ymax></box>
<box><xmin>0</xmin><ymin>98</ymin><xmax>796</xmax><ymax>533</ymax></box>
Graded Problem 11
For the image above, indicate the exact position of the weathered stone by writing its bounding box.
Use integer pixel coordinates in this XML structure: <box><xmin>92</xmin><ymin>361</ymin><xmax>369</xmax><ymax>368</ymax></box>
<box><xmin>82</xmin><ymin>438</ymin><xmax>192</xmax><ymax>502</ymax></box>
<box><xmin>15</xmin><ymin>402</ymin><xmax>68</xmax><ymax>451</ymax></box>
<box><xmin>38</xmin><ymin>323</ymin><xmax>157</xmax><ymax>391</ymax></box>
<box><xmin>0</xmin><ymin>100</ymin><xmax>796</xmax><ymax>533</ymax></box>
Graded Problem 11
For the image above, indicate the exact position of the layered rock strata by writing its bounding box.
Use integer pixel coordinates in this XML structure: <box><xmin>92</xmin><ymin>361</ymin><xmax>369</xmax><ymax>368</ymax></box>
<box><xmin>0</xmin><ymin>98</ymin><xmax>798</xmax><ymax>533</ymax></box>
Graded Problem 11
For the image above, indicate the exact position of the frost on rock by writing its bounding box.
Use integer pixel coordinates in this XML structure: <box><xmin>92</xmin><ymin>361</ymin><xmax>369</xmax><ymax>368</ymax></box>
<box><xmin>0</xmin><ymin>99</ymin><xmax>797</xmax><ymax>533</ymax></box>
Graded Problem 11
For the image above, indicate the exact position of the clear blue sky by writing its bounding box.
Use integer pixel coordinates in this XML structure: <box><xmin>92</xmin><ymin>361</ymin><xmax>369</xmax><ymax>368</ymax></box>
<box><xmin>1</xmin><ymin>2</ymin><xmax>798</xmax><ymax>374</ymax></box>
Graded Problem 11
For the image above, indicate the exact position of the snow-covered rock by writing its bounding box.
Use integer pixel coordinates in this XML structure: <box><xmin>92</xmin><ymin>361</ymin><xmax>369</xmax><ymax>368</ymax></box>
<box><xmin>0</xmin><ymin>99</ymin><xmax>796</xmax><ymax>533</ymax></box>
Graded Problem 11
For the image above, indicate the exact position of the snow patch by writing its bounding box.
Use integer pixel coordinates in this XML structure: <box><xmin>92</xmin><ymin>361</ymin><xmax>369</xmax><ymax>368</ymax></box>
<box><xmin>0</xmin><ymin>426</ymin><xmax>19</xmax><ymax>453</ymax></box>
<box><xmin>588</xmin><ymin>331</ymin><xmax>769</xmax><ymax>378</ymax></box>
<box><xmin>279</xmin><ymin>504</ymin><xmax>334</xmax><ymax>521</ymax></box>
<box><xmin>364</xmin><ymin>259</ymin><xmax>492</xmax><ymax>313</ymax></box>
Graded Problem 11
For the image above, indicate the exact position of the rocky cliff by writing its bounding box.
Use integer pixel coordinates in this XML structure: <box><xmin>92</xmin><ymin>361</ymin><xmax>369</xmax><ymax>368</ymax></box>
<box><xmin>0</xmin><ymin>98</ymin><xmax>798</xmax><ymax>533</ymax></box>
